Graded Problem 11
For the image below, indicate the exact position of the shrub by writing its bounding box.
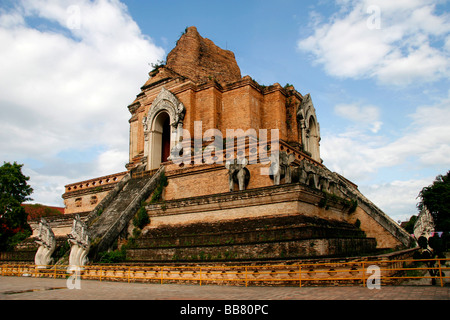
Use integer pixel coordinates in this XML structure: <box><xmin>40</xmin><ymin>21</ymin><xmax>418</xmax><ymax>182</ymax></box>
<box><xmin>133</xmin><ymin>206</ymin><xmax>149</xmax><ymax>230</ymax></box>
<box><xmin>98</xmin><ymin>250</ymin><xmax>126</xmax><ymax>264</ymax></box>
<box><xmin>150</xmin><ymin>173</ymin><xmax>168</xmax><ymax>203</ymax></box>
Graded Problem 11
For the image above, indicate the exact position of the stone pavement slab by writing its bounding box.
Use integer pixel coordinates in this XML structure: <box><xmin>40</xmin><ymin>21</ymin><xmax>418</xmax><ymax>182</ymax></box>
<box><xmin>2</xmin><ymin>276</ymin><xmax>447</xmax><ymax>319</ymax></box>
<box><xmin>1</xmin><ymin>276</ymin><xmax>449</xmax><ymax>301</ymax></box>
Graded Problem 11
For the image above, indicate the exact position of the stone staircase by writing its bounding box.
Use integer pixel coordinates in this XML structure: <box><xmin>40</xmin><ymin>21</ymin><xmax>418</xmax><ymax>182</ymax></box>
<box><xmin>87</xmin><ymin>167</ymin><xmax>164</xmax><ymax>260</ymax></box>
<box><xmin>126</xmin><ymin>214</ymin><xmax>377</xmax><ymax>263</ymax></box>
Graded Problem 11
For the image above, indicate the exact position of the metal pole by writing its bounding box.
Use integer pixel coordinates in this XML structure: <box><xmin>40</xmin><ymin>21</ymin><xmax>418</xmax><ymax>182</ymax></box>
<box><xmin>245</xmin><ymin>267</ymin><xmax>248</xmax><ymax>287</ymax></box>
<box><xmin>438</xmin><ymin>259</ymin><xmax>444</xmax><ymax>288</ymax></box>
<box><xmin>299</xmin><ymin>265</ymin><xmax>302</xmax><ymax>288</ymax></box>
<box><xmin>361</xmin><ymin>262</ymin><xmax>366</xmax><ymax>287</ymax></box>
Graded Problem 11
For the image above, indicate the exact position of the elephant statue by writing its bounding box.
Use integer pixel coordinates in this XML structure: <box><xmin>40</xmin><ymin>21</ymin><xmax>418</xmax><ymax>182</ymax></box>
<box><xmin>225</xmin><ymin>158</ymin><xmax>250</xmax><ymax>191</ymax></box>
<box><xmin>297</xmin><ymin>159</ymin><xmax>319</xmax><ymax>189</ymax></box>
<box><xmin>318</xmin><ymin>168</ymin><xmax>331</xmax><ymax>192</ymax></box>
<box><xmin>269</xmin><ymin>151</ymin><xmax>296</xmax><ymax>185</ymax></box>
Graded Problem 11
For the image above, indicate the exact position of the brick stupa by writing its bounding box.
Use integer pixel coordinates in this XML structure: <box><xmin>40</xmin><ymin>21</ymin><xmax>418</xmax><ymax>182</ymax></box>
<box><xmin>56</xmin><ymin>26</ymin><xmax>415</xmax><ymax>263</ymax></box>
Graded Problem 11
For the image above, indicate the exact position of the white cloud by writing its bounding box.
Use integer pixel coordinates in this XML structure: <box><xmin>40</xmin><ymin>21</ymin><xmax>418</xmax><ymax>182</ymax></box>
<box><xmin>23</xmin><ymin>168</ymin><xmax>67</xmax><ymax>207</ymax></box>
<box><xmin>361</xmin><ymin>178</ymin><xmax>433</xmax><ymax>222</ymax></box>
<box><xmin>0</xmin><ymin>0</ymin><xmax>165</xmax><ymax>206</ymax></box>
<box><xmin>321</xmin><ymin>130</ymin><xmax>381</xmax><ymax>180</ymax></box>
<box><xmin>298</xmin><ymin>0</ymin><xmax>450</xmax><ymax>85</ymax></box>
<box><xmin>96</xmin><ymin>149</ymin><xmax>129</xmax><ymax>177</ymax></box>
<box><xmin>323</xmin><ymin>97</ymin><xmax>450</xmax><ymax>179</ymax></box>
<box><xmin>376</xmin><ymin>43</ymin><xmax>449</xmax><ymax>85</ymax></box>
<box><xmin>334</xmin><ymin>103</ymin><xmax>382</xmax><ymax>133</ymax></box>
<box><xmin>322</xmin><ymin>94</ymin><xmax>450</xmax><ymax>219</ymax></box>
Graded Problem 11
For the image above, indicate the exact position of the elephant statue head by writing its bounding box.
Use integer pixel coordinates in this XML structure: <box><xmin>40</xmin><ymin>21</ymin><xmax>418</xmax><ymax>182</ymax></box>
<box><xmin>225</xmin><ymin>158</ymin><xmax>250</xmax><ymax>191</ymax></box>
<box><xmin>269</xmin><ymin>151</ymin><xmax>295</xmax><ymax>185</ymax></box>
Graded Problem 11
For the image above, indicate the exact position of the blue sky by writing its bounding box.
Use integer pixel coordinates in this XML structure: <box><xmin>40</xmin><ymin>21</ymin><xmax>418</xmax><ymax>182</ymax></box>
<box><xmin>1</xmin><ymin>0</ymin><xmax>449</xmax><ymax>223</ymax></box>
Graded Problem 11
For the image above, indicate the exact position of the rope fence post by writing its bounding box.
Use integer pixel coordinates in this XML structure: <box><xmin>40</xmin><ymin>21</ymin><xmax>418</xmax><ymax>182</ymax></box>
<box><xmin>361</xmin><ymin>262</ymin><xmax>366</xmax><ymax>287</ymax></box>
<box><xmin>438</xmin><ymin>259</ymin><xmax>443</xmax><ymax>288</ymax></box>
<box><xmin>299</xmin><ymin>264</ymin><xmax>302</xmax><ymax>288</ymax></box>
<box><xmin>245</xmin><ymin>266</ymin><xmax>248</xmax><ymax>287</ymax></box>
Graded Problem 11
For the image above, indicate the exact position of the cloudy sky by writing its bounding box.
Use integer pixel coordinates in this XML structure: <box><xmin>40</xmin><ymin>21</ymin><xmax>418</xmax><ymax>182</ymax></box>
<box><xmin>1</xmin><ymin>0</ymin><xmax>449</xmax><ymax>223</ymax></box>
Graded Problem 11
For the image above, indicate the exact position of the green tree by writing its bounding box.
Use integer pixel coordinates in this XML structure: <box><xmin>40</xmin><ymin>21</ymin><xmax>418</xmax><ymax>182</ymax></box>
<box><xmin>403</xmin><ymin>215</ymin><xmax>417</xmax><ymax>234</ymax></box>
<box><xmin>417</xmin><ymin>170</ymin><xmax>450</xmax><ymax>233</ymax></box>
<box><xmin>0</xmin><ymin>162</ymin><xmax>33</xmax><ymax>251</ymax></box>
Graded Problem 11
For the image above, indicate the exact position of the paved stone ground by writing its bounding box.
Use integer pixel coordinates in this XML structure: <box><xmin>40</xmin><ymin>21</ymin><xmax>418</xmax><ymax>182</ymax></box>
<box><xmin>1</xmin><ymin>276</ymin><xmax>447</xmax><ymax>319</ymax></box>
<box><xmin>0</xmin><ymin>276</ymin><xmax>448</xmax><ymax>301</ymax></box>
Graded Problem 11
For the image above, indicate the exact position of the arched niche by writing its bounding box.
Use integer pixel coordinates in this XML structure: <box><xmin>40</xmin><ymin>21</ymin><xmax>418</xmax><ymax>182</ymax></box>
<box><xmin>306</xmin><ymin>114</ymin><xmax>320</xmax><ymax>161</ymax></box>
<box><xmin>143</xmin><ymin>88</ymin><xmax>186</xmax><ymax>170</ymax></box>
<box><xmin>297</xmin><ymin>93</ymin><xmax>321</xmax><ymax>162</ymax></box>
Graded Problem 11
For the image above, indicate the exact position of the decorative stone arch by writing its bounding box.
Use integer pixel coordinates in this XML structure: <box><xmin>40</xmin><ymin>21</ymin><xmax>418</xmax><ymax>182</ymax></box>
<box><xmin>306</xmin><ymin>113</ymin><xmax>320</xmax><ymax>162</ymax></box>
<box><xmin>143</xmin><ymin>87</ymin><xmax>186</xmax><ymax>170</ymax></box>
<box><xmin>297</xmin><ymin>93</ymin><xmax>321</xmax><ymax>162</ymax></box>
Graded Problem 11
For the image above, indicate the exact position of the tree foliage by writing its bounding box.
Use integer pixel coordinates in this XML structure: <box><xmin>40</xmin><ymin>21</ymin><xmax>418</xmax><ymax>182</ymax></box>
<box><xmin>403</xmin><ymin>215</ymin><xmax>417</xmax><ymax>234</ymax></box>
<box><xmin>417</xmin><ymin>170</ymin><xmax>450</xmax><ymax>233</ymax></box>
<box><xmin>0</xmin><ymin>162</ymin><xmax>33</xmax><ymax>251</ymax></box>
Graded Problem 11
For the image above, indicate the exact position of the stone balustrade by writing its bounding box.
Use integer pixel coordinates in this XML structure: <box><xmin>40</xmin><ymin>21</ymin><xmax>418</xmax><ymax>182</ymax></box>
<box><xmin>64</xmin><ymin>171</ymin><xmax>128</xmax><ymax>194</ymax></box>
<box><xmin>62</xmin><ymin>171</ymin><xmax>129</xmax><ymax>215</ymax></box>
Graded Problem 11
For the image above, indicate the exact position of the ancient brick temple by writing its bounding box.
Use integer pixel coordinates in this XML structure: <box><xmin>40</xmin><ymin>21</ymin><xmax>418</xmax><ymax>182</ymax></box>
<box><xmin>59</xmin><ymin>27</ymin><xmax>414</xmax><ymax>262</ymax></box>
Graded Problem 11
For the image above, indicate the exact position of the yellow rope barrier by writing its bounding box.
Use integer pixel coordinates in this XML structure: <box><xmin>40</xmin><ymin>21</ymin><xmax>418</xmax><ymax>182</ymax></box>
<box><xmin>1</xmin><ymin>258</ymin><xmax>448</xmax><ymax>287</ymax></box>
